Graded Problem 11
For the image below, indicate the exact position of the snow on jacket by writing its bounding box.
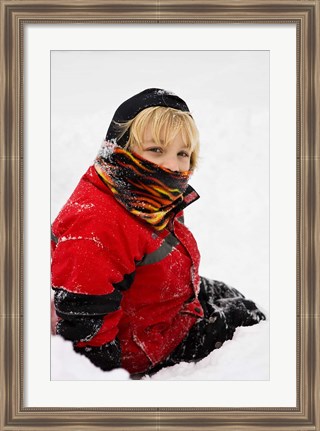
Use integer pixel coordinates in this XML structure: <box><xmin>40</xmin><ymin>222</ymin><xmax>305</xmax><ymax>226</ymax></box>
<box><xmin>51</xmin><ymin>165</ymin><xmax>204</xmax><ymax>374</ymax></box>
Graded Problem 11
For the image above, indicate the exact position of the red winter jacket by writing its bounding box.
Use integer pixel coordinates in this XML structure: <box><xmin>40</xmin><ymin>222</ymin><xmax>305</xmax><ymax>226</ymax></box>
<box><xmin>51</xmin><ymin>166</ymin><xmax>204</xmax><ymax>374</ymax></box>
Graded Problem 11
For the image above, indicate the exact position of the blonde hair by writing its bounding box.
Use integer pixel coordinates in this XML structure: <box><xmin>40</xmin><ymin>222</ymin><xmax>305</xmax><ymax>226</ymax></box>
<box><xmin>114</xmin><ymin>106</ymin><xmax>200</xmax><ymax>169</ymax></box>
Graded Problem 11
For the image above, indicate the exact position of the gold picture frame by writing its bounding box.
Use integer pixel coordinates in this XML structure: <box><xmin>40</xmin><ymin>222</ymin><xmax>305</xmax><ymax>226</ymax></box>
<box><xmin>0</xmin><ymin>0</ymin><xmax>319</xmax><ymax>429</ymax></box>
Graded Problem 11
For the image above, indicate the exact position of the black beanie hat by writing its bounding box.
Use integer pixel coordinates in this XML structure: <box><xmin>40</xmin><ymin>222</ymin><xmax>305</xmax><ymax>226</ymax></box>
<box><xmin>105</xmin><ymin>88</ymin><xmax>191</xmax><ymax>147</ymax></box>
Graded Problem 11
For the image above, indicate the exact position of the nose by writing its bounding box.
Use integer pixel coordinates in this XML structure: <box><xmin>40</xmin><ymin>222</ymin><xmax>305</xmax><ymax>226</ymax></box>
<box><xmin>162</xmin><ymin>157</ymin><xmax>179</xmax><ymax>172</ymax></box>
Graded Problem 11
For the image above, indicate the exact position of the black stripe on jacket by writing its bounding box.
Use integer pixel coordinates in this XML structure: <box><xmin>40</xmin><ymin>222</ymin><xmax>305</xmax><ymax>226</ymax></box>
<box><xmin>53</xmin><ymin>287</ymin><xmax>122</xmax><ymax>319</ymax></box>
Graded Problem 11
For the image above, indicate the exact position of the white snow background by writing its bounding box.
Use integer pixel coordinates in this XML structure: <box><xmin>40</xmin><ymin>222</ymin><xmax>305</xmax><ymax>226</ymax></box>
<box><xmin>51</xmin><ymin>50</ymin><xmax>269</xmax><ymax>381</ymax></box>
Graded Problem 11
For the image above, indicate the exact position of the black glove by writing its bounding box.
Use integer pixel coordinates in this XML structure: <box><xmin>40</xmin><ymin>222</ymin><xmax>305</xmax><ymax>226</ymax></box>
<box><xmin>73</xmin><ymin>338</ymin><xmax>121</xmax><ymax>372</ymax></box>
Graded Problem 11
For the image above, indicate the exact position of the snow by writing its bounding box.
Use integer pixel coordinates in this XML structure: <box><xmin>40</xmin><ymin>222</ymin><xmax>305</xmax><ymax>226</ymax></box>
<box><xmin>154</xmin><ymin>89</ymin><xmax>177</xmax><ymax>96</ymax></box>
<box><xmin>51</xmin><ymin>319</ymin><xmax>268</xmax><ymax>381</ymax></box>
<box><xmin>51</xmin><ymin>336</ymin><xmax>131</xmax><ymax>381</ymax></box>
<box><xmin>60</xmin><ymin>235</ymin><xmax>104</xmax><ymax>248</ymax></box>
<box><xmin>143</xmin><ymin>321</ymin><xmax>269</xmax><ymax>381</ymax></box>
<box><xmin>51</xmin><ymin>51</ymin><xmax>269</xmax><ymax>381</ymax></box>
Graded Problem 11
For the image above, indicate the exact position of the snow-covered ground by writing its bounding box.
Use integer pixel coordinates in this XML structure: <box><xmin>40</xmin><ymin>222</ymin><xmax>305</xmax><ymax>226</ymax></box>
<box><xmin>51</xmin><ymin>320</ymin><xmax>268</xmax><ymax>381</ymax></box>
<box><xmin>51</xmin><ymin>50</ymin><xmax>269</xmax><ymax>381</ymax></box>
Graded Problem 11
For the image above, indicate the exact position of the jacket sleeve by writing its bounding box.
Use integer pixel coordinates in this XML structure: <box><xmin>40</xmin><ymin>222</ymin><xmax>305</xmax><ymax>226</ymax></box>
<box><xmin>51</xmin><ymin>233</ymin><xmax>138</xmax><ymax>371</ymax></box>
<box><xmin>53</xmin><ymin>285</ymin><xmax>123</xmax><ymax>370</ymax></box>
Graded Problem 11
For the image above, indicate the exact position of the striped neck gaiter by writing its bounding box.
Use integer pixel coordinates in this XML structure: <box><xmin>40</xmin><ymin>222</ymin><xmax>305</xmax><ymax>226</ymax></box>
<box><xmin>94</xmin><ymin>140</ymin><xmax>192</xmax><ymax>230</ymax></box>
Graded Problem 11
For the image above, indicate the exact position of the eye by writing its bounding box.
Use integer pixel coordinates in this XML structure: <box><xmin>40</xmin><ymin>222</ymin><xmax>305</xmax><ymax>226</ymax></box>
<box><xmin>147</xmin><ymin>147</ymin><xmax>163</xmax><ymax>154</ymax></box>
<box><xmin>178</xmin><ymin>151</ymin><xmax>190</xmax><ymax>158</ymax></box>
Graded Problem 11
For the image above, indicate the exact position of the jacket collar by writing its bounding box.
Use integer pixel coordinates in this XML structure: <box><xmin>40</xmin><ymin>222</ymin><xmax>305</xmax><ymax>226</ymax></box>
<box><xmin>175</xmin><ymin>185</ymin><xmax>200</xmax><ymax>214</ymax></box>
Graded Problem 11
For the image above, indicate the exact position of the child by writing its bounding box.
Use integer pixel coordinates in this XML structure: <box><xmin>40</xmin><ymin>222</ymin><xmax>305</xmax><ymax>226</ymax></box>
<box><xmin>51</xmin><ymin>88</ymin><xmax>265</xmax><ymax>377</ymax></box>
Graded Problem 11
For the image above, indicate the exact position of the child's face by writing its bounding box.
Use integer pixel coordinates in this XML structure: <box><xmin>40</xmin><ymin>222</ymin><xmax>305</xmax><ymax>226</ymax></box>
<box><xmin>131</xmin><ymin>124</ymin><xmax>191</xmax><ymax>172</ymax></box>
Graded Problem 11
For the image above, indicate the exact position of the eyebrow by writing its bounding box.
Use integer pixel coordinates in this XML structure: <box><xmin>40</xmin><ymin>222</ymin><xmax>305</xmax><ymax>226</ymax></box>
<box><xmin>144</xmin><ymin>138</ymin><xmax>190</xmax><ymax>149</ymax></box>
<box><xmin>144</xmin><ymin>138</ymin><xmax>164</xmax><ymax>144</ymax></box>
